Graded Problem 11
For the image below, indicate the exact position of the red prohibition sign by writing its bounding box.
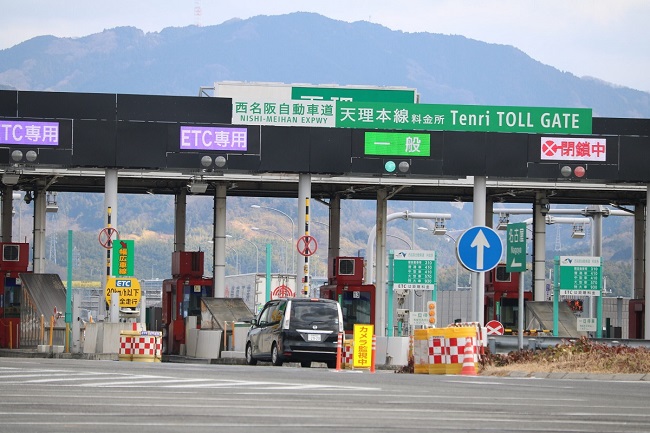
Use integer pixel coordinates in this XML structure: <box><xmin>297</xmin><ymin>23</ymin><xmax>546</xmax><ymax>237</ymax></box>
<box><xmin>296</xmin><ymin>235</ymin><xmax>318</xmax><ymax>257</ymax></box>
<box><xmin>98</xmin><ymin>227</ymin><xmax>119</xmax><ymax>249</ymax></box>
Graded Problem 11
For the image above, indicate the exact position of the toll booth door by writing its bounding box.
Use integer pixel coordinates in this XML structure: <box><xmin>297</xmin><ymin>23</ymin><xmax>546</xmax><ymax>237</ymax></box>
<box><xmin>182</xmin><ymin>284</ymin><xmax>210</xmax><ymax>318</ymax></box>
<box><xmin>341</xmin><ymin>290</ymin><xmax>373</xmax><ymax>332</ymax></box>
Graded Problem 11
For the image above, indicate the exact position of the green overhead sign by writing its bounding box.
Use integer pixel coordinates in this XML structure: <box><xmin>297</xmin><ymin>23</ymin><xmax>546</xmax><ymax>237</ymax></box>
<box><xmin>364</xmin><ymin>132</ymin><xmax>431</xmax><ymax>157</ymax></box>
<box><xmin>337</xmin><ymin>102</ymin><xmax>592</xmax><ymax>134</ymax></box>
<box><xmin>291</xmin><ymin>86</ymin><xmax>417</xmax><ymax>103</ymax></box>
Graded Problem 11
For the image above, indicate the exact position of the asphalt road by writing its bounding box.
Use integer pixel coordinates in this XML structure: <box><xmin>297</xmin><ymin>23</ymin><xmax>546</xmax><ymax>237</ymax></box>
<box><xmin>0</xmin><ymin>357</ymin><xmax>649</xmax><ymax>433</ymax></box>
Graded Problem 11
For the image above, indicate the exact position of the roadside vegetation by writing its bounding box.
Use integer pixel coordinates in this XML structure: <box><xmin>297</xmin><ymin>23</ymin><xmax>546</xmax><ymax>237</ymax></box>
<box><xmin>480</xmin><ymin>337</ymin><xmax>650</xmax><ymax>375</ymax></box>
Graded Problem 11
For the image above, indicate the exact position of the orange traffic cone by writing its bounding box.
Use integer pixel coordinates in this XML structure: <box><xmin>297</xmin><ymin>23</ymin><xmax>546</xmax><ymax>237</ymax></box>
<box><xmin>460</xmin><ymin>339</ymin><xmax>477</xmax><ymax>376</ymax></box>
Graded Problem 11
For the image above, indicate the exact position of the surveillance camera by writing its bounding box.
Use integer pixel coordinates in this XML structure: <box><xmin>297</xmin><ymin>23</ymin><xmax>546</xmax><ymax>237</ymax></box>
<box><xmin>540</xmin><ymin>204</ymin><xmax>549</xmax><ymax>216</ymax></box>
<box><xmin>396</xmin><ymin>309</ymin><xmax>410</xmax><ymax>318</ymax></box>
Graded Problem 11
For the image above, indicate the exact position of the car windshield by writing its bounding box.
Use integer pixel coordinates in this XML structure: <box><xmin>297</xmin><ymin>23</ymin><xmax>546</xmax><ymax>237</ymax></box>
<box><xmin>291</xmin><ymin>302</ymin><xmax>339</xmax><ymax>329</ymax></box>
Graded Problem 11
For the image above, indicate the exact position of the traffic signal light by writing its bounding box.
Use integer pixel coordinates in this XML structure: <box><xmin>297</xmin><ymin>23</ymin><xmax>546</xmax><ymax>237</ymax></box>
<box><xmin>427</xmin><ymin>301</ymin><xmax>436</xmax><ymax>326</ymax></box>
<box><xmin>383</xmin><ymin>159</ymin><xmax>410</xmax><ymax>174</ymax></box>
<box><xmin>560</xmin><ymin>164</ymin><xmax>586</xmax><ymax>179</ymax></box>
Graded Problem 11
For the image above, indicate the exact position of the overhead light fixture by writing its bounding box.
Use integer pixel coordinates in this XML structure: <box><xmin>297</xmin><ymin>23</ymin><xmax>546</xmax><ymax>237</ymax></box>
<box><xmin>571</xmin><ymin>223</ymin><xmax>586</xmax><ymax>239</ymax></box>
<box><xmin>24</xmin><ymin>191</ymin><xmax>33</xmax><ymax>204</ymax></box>
<box><xmin>2</xmin><ymin>172</ymin><xmax>20</xmax><ymax>185</ymax></box>
<box><xmin>496</xmin><ymin>213</ymin><xmax>509</xmax><ymax>231</ymax></box>
<box><xmin>146</xmin><ymin>189</ymin><xmax>154</xmax><ymax>195</ymax></box>
<box><xmin>46</xmin><ymin>192</ymin><xmax>58</xmax><ymax>213</ymax></box>
<box><xmin>432</xmin><ymin>218</ymin><xmax>447</xmax><ymax>236</ymax></box>
<box><xmin>187</xmin><ymin>177</ymin><xmax>208</xmax><ymax>194</ymax></box>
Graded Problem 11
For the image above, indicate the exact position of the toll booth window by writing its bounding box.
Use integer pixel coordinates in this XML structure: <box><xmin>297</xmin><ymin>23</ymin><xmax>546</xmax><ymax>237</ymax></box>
<box><xmin>3</xmin><ymin>279</ymin><xmax>21</xmax><ymax>318</ymax></box>
<box><xmin>184</xmin><ymin>284</ymin><xmax>209</xmax><ymax>318</ymax></box>
<box><xmin>500</xmin><ymin>298</ymin><xmax>519</xmax><ymax>328</ymax></box>
<box><xmin>495</xmin><ymin>266</ymin><xmax>511</xmax><ymax>282</ymax></box>
<box><xmin>341</xmin><ymin>291</ymin><xmax>371</xmax><ymax>331</ymax></box>
<box><xmin>181</xmin><ymin>290</ymin><xmax>190</xmax><ymax>318</ymax></box>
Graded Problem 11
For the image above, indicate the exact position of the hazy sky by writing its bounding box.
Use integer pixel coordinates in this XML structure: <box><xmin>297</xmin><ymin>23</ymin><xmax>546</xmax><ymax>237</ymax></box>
<box><xmin>2</xmin><ymin>0</ymin><xmax>648</xmax><ymax>92</ymax></box>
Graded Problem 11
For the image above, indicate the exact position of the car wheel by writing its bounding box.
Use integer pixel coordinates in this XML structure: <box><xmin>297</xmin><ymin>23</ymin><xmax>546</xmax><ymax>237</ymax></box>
<box><xmin>246</xmin><ymin>343</ymin><xmax>257</xmax><ymax>366</ymax></box>
<box><xmin>271</xmin><ymin>343</ymin><xmax>283</xmax><ymax>366</ymax></box>
<box><xmin>300</xmin><ymin>361</ymin><xmax>311</xmax><ymax>368</ymax></box>
<box><xmin>326</xmin><ymin>360</ymin><xmax>337</xmax><ymax>369</ymax></box>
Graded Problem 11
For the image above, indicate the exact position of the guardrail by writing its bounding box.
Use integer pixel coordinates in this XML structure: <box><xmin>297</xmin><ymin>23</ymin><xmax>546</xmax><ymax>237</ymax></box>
<box><xmin>489</xmin><ymin>335</ymin><xmax>650</xmax><ymax>354</ymax></box>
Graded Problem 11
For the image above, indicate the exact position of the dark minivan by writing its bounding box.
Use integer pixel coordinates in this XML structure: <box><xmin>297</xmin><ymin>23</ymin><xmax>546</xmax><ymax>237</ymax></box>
<box><xmin>245</xmin><ymin>298</ymin><xmax>343</xmax><ymax>368</ymax></box>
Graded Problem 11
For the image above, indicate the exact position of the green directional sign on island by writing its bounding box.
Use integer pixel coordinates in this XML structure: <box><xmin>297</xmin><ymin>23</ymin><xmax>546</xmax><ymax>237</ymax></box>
<box><xmin>393</xmin><ymin>250</ymin><xmax>436</xmax><ymax>290</ymax></box>
<box><xmin>506</xmin><ymin>222</ymin><xmax>527</xmax><ymax>272</ymax></box>
<box><xmin>557</xmin><ymin>256</ymin><xmax>602</xmax><ymax>296</ymax></box>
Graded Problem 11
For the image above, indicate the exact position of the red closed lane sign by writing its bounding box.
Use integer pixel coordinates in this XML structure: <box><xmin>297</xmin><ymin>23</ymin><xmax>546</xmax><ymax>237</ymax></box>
<box><xmin>486</xmin><ymin>320</ymin><xmax>504</xmax><ymax>336</ymax></box>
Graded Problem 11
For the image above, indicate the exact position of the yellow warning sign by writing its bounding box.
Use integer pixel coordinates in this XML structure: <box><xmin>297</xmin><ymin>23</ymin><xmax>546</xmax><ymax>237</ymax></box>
<box><xmin>353</xmin><ymin>324</ymin><xmax>374</xmax><ymax>369</ymax></box>
<box><xmin>105</xmin><ymin>277</ymin><xmax>141</xmax><ymax>308</ymax></box>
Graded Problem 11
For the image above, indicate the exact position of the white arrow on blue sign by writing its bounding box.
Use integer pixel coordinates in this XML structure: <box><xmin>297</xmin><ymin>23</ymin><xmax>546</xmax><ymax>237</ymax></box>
<box><xmin>456</xmin><ymin>226</ymin><xmax>503</xmax><ymax>272</ymax></box>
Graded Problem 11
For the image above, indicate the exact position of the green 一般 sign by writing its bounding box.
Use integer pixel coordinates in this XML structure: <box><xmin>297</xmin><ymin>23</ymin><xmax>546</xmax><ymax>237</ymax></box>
<box><xmin>337</xmin><ymin>102</ymin><xmax>592</xmax><ymax>134</ymax></box>
<box><xmin>364</xmin><ymin>132</ymin><xmax>431</xmax><ymax>157</ymax></box>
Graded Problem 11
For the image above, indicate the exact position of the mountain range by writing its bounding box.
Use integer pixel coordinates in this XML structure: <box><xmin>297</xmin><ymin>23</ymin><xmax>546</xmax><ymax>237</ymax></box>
<box><xmin>0</xmin><ymin>12</ymin><xmax>642</xmax><ymax>295</ymax></box>
<box><xmin>1</xmin><ymin>12</ymin><xmax>649</xmax><ymax>117</ymax></box>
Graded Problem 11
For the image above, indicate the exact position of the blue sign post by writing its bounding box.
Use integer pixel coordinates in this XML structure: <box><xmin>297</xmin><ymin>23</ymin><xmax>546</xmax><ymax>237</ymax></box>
<box><xmin>456</xmin><ymin>226</ymin><xmax>503</xmax><ymax>272</ymax></box>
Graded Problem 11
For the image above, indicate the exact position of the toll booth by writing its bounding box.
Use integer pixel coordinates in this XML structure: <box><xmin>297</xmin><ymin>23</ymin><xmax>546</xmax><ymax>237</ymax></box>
<box><xmin>0</xmin><ymin>243</ymin><xmax>30</xmax><ymax>348</ymax></box>
<box><xmin>162</xmin><ymin>251</ymin><xmax>213</xmax><ymax>354</ymax></box>
<box><xmin>484</xmin><ymin>264</ymin><xmax>532</xmax><ymax>329</ymax></box>
<box><xmin>629</xmin><ymin>299</ymin><xmax>644</xmax><ymax>339</ymax></box>
<box><xmin>319</xmin><ymin>256</ymin><xmax>375</xmax><ymax>335</ymax></box>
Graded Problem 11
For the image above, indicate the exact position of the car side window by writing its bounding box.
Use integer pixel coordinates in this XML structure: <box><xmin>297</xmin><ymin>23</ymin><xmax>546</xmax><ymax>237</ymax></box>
<box><xmin>270</xmin><ymin>301</ymin><xmax>286</xmax><ymax>324</ymax></box>
<box><xmin>258</xmin><ymin>303</ymin><xmax>273</xmax><ymax>326</ymax></box>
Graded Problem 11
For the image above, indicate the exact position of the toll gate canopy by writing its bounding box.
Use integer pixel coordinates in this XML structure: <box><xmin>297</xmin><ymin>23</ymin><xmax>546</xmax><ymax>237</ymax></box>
<box><xmin>1</xmin><ymin>90</ymin><xmax>649</xmax><ymax>204</ymax></box>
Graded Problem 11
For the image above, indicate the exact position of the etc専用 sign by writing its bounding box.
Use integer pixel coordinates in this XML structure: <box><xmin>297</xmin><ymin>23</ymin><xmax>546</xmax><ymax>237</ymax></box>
<box><xmin>0</xmin><ymin>120</ymin><xmax>59</xmax><ymax>146</ymax></box>
<box><xmin>180</xmin><ymin>126</ymin><xmax>248</xmax><ymax>151</ymax></box>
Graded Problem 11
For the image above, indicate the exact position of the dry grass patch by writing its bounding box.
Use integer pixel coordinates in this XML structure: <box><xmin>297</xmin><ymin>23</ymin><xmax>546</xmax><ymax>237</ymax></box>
<box><xmin>480</xmin><ymin>337</ymin><xmax>650</xmax><ymax>375</ymax></box>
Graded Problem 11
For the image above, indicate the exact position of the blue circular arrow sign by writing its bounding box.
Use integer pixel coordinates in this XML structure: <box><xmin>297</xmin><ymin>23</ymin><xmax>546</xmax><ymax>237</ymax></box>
<box><xmin>456</xmin><ymin>226</ymin><xmax>503</xmax><ymax>272</ymax></box>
